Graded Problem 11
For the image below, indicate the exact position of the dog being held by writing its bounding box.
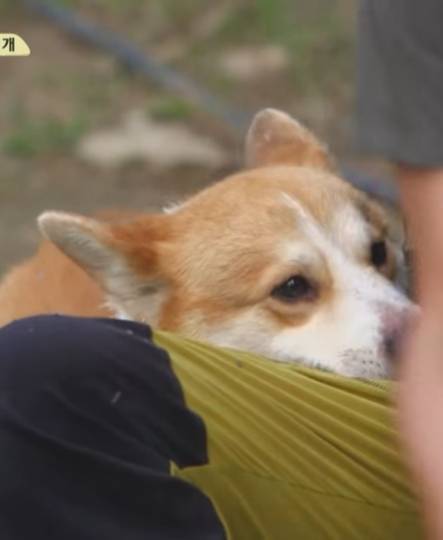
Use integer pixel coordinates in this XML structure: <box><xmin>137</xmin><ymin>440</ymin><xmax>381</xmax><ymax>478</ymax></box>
<box><xmin>0</xmin><ymin>109</ymin><xmax>413</xmax><ymax>378</ymax></box>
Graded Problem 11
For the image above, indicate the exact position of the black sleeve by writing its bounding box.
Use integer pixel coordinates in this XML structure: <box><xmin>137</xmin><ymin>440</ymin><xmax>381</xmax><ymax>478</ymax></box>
<box><xmin>356</xmin><ymin>0</ymin><xmax>443</xmax><ymax>166</ymax></box>
<box><xmin>0</xmin><ymin>315</ymin><xmax>226</xmax><ymax>540</ymax></box>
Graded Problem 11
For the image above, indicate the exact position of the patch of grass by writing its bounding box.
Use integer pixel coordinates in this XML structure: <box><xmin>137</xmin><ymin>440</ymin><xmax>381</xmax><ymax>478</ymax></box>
<box><xmin>187</xmin><ymin>0</ymin><xmax>352</xmax><ymax>97</ymax></box>
<box><xmin>155</xmin><ymin>0</ymin><xmax>210</xmax><ymax>26</ymax></box>
<box><xmin>148</xmin><ymin>96</ymin><xmax>194</xmax><ymax>122</ymax></box>
<box><xmin>283</xmin><ymin>14</ymin><xmax>352</xmax><ymax>94</ymax></box>
<box><xmin>57</xmin><ymin>0</ymin><xmax>155</xmax><ymax>16</ymax></box>
<box><xmin>2</xmin><ymin>115</ymin><xmax>89</xmax><ymax>158</ymax></box>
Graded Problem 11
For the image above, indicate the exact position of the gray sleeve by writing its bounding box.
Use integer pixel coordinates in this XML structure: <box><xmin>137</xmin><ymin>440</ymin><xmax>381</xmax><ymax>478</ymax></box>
<box><xmin>356</xmin><ymin>0</ymin><xmax>443</xmax><ymax>166</ymax></box>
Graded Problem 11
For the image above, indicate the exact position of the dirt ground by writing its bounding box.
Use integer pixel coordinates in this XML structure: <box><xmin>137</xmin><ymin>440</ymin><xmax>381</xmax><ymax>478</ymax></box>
<box><xmin>0</xmin><ymin>1</ymin><xmax>360</xmax><ymax>274</ymax></box>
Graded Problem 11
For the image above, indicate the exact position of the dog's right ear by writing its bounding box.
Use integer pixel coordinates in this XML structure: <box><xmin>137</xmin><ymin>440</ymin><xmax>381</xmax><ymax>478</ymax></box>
<box><xmin>38</xmin><ymin>211</ymin><xmax>167</xmax><ymax>308</ymax></box>
<box><xmin>245</xmin><ymin>108</ymin><xmax>335</xmax><ymax>170</ymax></box>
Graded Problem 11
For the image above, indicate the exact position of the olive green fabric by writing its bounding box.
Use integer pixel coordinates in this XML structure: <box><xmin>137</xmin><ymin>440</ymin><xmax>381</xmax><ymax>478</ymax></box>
<box><xmin>154</xmin><ymin>331</ymin><xmax>423</xmax><ymax>539</ymax></box>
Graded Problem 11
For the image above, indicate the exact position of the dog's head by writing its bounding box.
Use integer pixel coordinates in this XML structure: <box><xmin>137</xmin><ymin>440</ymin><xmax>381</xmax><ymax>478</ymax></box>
<box><xmin>39</xmin><ymin>109</ymin><xmax>412</xmax><ymax>378</ymax></box>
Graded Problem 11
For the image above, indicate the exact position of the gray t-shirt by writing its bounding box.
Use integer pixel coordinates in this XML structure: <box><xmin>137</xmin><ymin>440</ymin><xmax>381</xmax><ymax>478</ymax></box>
<box><xmin>356</xmin><ymin>0</ymin><xmax>443</xmax><ymax>166</ymax></box>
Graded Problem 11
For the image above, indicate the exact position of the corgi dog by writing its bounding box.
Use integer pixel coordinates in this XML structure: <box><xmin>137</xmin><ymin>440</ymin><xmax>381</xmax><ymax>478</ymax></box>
<box><xmin>0</xmin><ymin>109</ymin><xmax>412</xmax><ymax>378</ymax></box>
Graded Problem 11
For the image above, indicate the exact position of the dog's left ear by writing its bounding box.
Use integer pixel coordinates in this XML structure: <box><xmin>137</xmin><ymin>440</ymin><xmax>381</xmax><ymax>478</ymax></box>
<box><xmin>245</xmin><ymin>108</ymin><xmax>335</xmax><ymax>170</ymax></box>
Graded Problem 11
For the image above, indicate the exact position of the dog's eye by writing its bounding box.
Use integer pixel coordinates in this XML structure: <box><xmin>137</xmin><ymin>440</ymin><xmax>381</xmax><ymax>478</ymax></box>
<box><xmin>370</xmin><ymin>240</ymin><xmax>387</xmax><ymax>268</ymax></box>
<box><xmin>271</xmin><ymin>275</ymin><xmax>315</xmax><ymax>302</ymax></box>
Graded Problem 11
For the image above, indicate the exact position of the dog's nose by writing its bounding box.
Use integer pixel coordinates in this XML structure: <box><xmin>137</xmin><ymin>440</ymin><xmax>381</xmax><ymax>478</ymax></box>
<box><xmin>379</xmin><ymin>303</ymin><xmax>417</xmax><ymax>360</ymax></box>
<box><xmin>383</xmin><ymin>328</ymin><xmax>401</xmax><ymax>359</ymax></box>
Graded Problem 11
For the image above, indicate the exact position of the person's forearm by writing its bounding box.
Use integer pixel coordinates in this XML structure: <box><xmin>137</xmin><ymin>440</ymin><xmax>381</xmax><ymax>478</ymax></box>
<box><xmin>396</xmin><ymin>165</ymin><xmax>443</xmax><ymax>540</ymax></box>
<box><xmin>397</xmin><ymin>166</ymin><xmax>443</xmax><ymax>316</ymax></box>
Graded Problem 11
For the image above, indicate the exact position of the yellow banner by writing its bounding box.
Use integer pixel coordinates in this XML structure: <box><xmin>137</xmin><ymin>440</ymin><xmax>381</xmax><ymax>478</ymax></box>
<box><xmin>0</xmin><ymin>33</ymin><xmax>31</xmax><ymax>56</ymax></box>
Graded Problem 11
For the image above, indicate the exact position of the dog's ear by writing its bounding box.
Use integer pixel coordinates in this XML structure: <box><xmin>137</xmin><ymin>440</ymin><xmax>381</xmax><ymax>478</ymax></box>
<box><xmin>245</xmin><ymin>108</ymin><xmax>335</xmax><ymax>170</ymax></box>
<box><xmin>38</xmin><ymin>211</ymin><xmax>167</xmax><ymax>309</ymax></box>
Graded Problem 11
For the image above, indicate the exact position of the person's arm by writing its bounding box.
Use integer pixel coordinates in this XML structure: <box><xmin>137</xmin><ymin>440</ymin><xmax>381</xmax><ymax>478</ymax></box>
<box><xmin>396</xmin><ymin>166</ymin><xmax>443</xmax><ymax>540</ymax></box>
<box><xmin>357</xmin><ymin>2</ymin><xmax>443</xmax><ymax>537</ymax></box>
<box><xmin>398</xmin><ymin>167</ymin><xmax>443</xmax><ymax>313</ymax></box>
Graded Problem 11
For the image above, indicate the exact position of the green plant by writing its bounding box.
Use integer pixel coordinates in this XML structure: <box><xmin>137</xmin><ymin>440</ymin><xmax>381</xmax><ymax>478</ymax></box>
<box><xmin>2</xmin><ymin>116</ymin><xmax>89</xmax><ymax>158</ymax></box>
<box><xmin>148</xmin><ymin>96</ymin><xmax>194</xmax><ymax>122</ymax></box>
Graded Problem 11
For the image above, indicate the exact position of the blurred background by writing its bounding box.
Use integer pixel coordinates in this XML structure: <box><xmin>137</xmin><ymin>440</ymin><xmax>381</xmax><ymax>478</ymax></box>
<box><xmin>1</xmin><ymin>0</ymin><xmax>382</xmax><ymax>274</ymax></box>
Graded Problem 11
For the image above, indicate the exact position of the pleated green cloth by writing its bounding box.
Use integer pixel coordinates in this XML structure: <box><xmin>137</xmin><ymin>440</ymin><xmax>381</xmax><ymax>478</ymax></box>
<box><xmin>154</xmin><ymin>331</ymin><xmax>423</xmax><ymax>539</ymax></box>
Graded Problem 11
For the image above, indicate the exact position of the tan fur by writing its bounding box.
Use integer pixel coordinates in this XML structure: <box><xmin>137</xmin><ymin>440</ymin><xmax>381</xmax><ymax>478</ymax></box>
<box><xmin>0</xmin><ymin>242</ymin><xmax>110</xmax><ymax>326</ymax></box>
<box><xmin>0</xmin><ymin>113</ymin><xmax>395</xmax><ymax>330</ymax></box>
<box><xmin>151</xmin><ymin>166</ymin><xmax>348</xmax><ymax>334</ymax></box>
<box><xmin>1</xmin><ymin>164</ymin><xmax>395</xmax><ymax>330</ymax></box>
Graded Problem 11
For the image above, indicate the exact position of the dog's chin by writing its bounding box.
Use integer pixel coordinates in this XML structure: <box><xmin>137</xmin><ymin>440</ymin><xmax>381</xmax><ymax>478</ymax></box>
<box><xmin>259</xmin><ymin>347</ymin><xmax>390</xmax><ymax>380</ymax></box>
<box><xmin>336</xmin><ymin>349</ymin><xmax>390</xmax><ymax>380</ymax></box>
